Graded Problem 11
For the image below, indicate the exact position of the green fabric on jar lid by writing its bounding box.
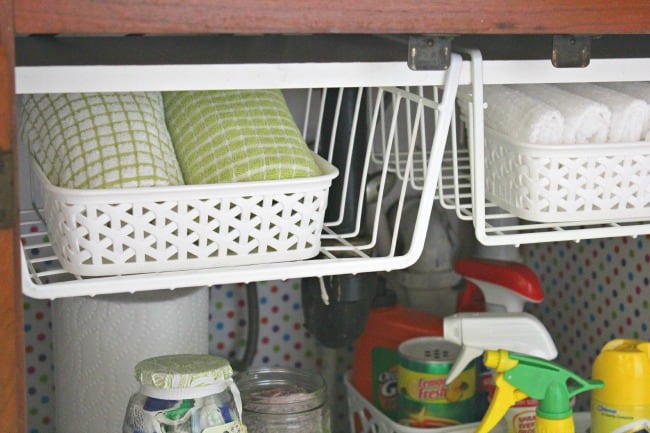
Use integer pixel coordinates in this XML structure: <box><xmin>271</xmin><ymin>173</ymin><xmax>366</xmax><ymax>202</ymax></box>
<box><xmin>135</xmin><ymin>354</ymin><xmax>233</xmax><ymax>390</ymax></box>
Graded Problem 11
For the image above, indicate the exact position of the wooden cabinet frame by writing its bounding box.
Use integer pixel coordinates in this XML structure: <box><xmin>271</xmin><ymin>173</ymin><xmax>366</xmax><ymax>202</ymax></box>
<box><xmin>2</xmin><ymin>1</ymin><xmax>650</xmax><ymax>430</ymax></box>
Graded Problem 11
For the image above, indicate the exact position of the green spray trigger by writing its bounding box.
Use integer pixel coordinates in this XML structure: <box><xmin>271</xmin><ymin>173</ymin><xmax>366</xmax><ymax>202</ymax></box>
<box><xmin>477</xmin><ymin>350</ymin><xmax>603</xmax><ymax>433</ymax></box>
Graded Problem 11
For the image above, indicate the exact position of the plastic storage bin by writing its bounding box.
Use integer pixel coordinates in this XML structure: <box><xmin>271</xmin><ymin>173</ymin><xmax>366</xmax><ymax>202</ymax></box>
<box><xmin>439</xmin><ymin>49</ymin><xmax>650</xmax><ymax>246</ymax></box>
<box><xmin>345</xmin><ymin>371</ymin><xmax>590</xmax><ymax>433</ymax></box>
<box><xmin>19</xmin><ymin>57</ymin><xmax>465</xmax><ymax>298</ymax></box>
<box><xmin>344</xmin><ymin>372</ymin><xmax>480</xmax><ymax>433</ymax></box>
<box><xmin>32</xmin><ymin>153</ymin><xmax>337</xmax><ymax>276</ymax></box>
<box><xmin>484</xmin><ymin>127</ymin><xmax>650</xmax><ymax>223</ymax></box>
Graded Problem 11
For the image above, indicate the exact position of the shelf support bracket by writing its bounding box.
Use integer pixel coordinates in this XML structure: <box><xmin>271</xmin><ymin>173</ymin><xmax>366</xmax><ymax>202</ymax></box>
<box><xmin>552</xmin><ymin>35</ymin><xmax>592</xmax><ymax>68</ymax></box>
<box><xmin>408</xmin><ymin>35</ymin><xmax>454</xmax><ymax>71</ymax></box>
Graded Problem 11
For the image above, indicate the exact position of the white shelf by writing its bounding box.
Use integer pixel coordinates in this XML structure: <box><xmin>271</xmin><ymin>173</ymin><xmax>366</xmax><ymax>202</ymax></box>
<box><xmin>18</xmin><ymin>51</ymin><xmax>650</xmax><ymax>298</ymax></box>
<box><xmin>16</xmin><ymin>62</ymin><xmax>459</xmax><ymax>94</ymax></box>
<box><xmin>478</xmin><ymin>58</ymin><xmax>650</xmax><ymax>85</ymax></box>
<box><xmin>19</xmin><ymin>56</ymin><xmax>463</xmax><ymax>299</ymax></box>
<box><xmin>440</xmin><ymin>49</ymin><xmax>650</xmax><ymax>246</ymax></box>
<box><xmin>19</xmin><ymin>209</ymin><xmax>403</xmax><ymax>297</ymax></box>
<box><xmin>438</xmin><ymin>146</ymin><xmax>650</xmax><ymax>246</ymax></box>
<box><xmin>18</xmin><ymin>57</ymin><xmax>650</xmax><ymax>94</ymax></box>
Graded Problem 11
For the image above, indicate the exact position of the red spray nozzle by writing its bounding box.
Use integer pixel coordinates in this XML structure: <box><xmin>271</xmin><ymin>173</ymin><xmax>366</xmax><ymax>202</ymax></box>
<box><xmin>454</xmin><ymin>258</ymin><xmax>544</xmax><ymax>312</ymax></box>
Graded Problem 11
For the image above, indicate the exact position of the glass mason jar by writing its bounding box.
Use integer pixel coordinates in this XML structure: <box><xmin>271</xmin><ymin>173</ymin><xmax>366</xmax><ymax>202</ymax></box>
<box><xmin>123</xmin><ymin>354</ymin><xmax>246</xmax><ymax>433</ymax></box>
<box><xmin>235</xmin><ymin>367</ymin><xmax>331</xmax><ymax>433</ymax></box>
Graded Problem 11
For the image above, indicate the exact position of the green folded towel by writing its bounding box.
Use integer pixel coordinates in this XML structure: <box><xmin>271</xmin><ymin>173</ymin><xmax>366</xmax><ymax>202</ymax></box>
<box><xmin>162</xmin><ymin>89</ymin><xmax>320</xmax><ymax>184</ymax></box>
<box><xmin>20</xmin><ymin>92</ymin><xmax>184</xmax><ymax>189</ymax></box>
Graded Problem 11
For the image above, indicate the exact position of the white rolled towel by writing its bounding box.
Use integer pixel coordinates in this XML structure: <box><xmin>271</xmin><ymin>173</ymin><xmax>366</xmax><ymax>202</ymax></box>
<box><xmin>481</xmin><ymin>85</ymin><xmax>564</xmax><ymax>145</ymax></box>
<box><xmin>598</xmin><ymin>81</ymin><xmax>650</xmax><ymax>140</ymax></box>
<box><xmin>510</xmin><ymin>84</ymin><xmax>611</xmax><ymax>144</ymax></box>
<box><xmin>557</xmin><ymin>83</ymin><xmax>649</xmax><ymax>142</ymax></box>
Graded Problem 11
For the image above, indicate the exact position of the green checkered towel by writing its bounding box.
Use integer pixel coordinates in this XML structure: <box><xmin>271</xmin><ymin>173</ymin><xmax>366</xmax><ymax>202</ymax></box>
<box><xmin>163</xmin><ymin>89</ymin><xmax>320</xmax><ymax>184</ymax></box>
<box><xmin>20</xmin><ymin>92</ymin><xmax>184</xmax><ymax>189</ymax></box>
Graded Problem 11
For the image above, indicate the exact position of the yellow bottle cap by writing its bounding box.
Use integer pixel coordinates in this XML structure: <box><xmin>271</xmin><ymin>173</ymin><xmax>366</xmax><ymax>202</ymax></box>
<box><xmin>592</xmin><ymin>339</ymin><xmax>650</xmax><ymax>405</ymax></box>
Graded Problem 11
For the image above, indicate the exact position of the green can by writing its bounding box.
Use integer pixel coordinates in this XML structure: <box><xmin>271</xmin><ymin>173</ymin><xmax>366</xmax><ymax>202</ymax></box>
<box><xmin>397</xmin><ymin>337</ymin><xmax>478</xmax><ymax>428</ymax></box>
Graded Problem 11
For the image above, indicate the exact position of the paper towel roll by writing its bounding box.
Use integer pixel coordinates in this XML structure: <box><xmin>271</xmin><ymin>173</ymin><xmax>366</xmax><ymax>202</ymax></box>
<box><xmin>52</xmin><ymin>287</ymin><xmax>208</xmax><ymax>433</ymax></box>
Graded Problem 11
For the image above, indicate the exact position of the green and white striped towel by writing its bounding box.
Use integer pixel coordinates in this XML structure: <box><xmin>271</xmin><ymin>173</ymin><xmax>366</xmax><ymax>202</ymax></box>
<box><xmin>162</xmin><ymin>89</ymin><xmax>320</xmax><ymax>184</ymax></box>
<box><xmin>20</xmin><ymin>92</ymin><xmax>184</xmax><ymax>189</ymax></box>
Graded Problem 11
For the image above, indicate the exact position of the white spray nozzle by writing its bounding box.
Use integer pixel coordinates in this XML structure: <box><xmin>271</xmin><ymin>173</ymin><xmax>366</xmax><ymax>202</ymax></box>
<box><xmin>443</xmin><ymin>312</ymin><xmax>558</xmax><ymax>383</ymax></box>
<box><xmin>466</xmin><ymin>279</ymin><xmax>527</xmax><ymax>313</ymax></box>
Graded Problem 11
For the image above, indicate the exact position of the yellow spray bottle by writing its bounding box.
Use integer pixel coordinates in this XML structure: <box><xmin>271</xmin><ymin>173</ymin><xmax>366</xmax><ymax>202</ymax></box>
<box><xmin>476</xmin><ymin>350</ymin><xmax>604</xmax><ymax>433</ymax></box>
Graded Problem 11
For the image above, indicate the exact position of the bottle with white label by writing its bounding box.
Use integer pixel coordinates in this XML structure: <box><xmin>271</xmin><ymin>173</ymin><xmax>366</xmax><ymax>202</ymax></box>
<box><xmin>591</xmin><ymin>339</ymin><xmax>650</xmax><ymax>433</ymax></box>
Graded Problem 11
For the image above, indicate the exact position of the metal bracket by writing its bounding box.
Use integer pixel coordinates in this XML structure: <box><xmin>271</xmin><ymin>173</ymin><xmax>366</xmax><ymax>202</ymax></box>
<box><xmin>0</xmin><ymin>151</ymin><xmax>14</xmax><ymax>229</ymax></box>
<box><xmin>408</xmin><ymin>35</ymin><xmax>454</xmax><ymax>71</ymax></box>
<box><xmin>552</xmin><ymin>35</ymin><xmax>592</xmax><ymax>68</ymax></box>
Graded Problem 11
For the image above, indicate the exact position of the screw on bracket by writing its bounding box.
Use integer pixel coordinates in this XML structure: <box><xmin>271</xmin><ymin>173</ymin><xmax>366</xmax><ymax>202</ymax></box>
<box><xmin>552</xmin><ymin>35</ymin><xmax>592</xmax><ymax>68</ymax></box>
<box><xmin>408</xmin><ymin>35</ymin><xmax>454</xmax><ymax>71</ymax></box>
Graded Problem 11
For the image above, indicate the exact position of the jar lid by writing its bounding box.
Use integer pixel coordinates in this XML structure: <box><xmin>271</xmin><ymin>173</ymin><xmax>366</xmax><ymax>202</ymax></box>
<box><xmin>135</xmin><ymin>354</ymin><xmax>233</xmax><ymax>391</ymax></box>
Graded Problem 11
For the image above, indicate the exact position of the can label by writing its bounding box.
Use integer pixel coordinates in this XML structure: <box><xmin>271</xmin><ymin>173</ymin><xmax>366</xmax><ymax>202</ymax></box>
<box><xmin>371</xmin><ymin>346</ymin><xmax>399</xmax><ymax>420</ymax></box>
<box><xmin>397</xmin><ymin>338</ymin><xmax>477</xmax><ymax>428</ymax></box>
<box><xmin>592</xmin><ymin>401</ymin><xmax>650</xmax><ymax>433</ymax></box>
<box><xmin>505</xmin><ymin>402</ymin><xmax>538</xmax><ymax>433</ymax></box>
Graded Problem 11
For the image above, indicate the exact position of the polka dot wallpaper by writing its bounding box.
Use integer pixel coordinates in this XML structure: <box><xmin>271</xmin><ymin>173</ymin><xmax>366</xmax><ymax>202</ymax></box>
<box><xmin>210</xmin><ymin>281</ymin><xmax>321</xmax><ymax>369</ymax></box>
<box><xmin>21</xmin><ymin>234</ymin><xmax>650</xmax><ymax>432</ymax></box>
<box><xmin>23</xmin><ymin>297</ymin><xmax>53</xmax><ymax>433</ymax></box>
<box><xmin>524</xmin><ymin>234</ymin><xmax>650</xmax><ymax>411</ymax></box>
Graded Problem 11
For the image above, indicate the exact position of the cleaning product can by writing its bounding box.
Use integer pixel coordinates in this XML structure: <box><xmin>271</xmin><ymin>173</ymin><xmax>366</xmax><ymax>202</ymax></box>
<box><xmin>503</xmin><ymin>399</ymin><xmax>538</xmax><ymax>433</ymax></box>
<box><xmin>351</xmin><ymin>289</ymin><xmax>443</xmax><ymax>421</ymax></box>
<box><xmin>397</xmin><ymin>337</ymin><xmax>478</xmax><ymax>428</ymax></box>
<box><xmin>591</xmin><ymin>339</ymin><xmax>650</xmax><ymax>433</ymax></box>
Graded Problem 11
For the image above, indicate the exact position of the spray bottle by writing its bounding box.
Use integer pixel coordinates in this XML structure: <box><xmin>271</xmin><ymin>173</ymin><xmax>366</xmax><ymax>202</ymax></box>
<box><xmin>443</xmin><ymin>312</ymin><xmax>603</xmax><ymax>433</ymax></box>
<box><xmin>454</xmin><ymin>258</ymin><xmax>545</xmax><ymax>422</ymax></box>
<box><xmin>352</xmin><ymin>258</ymin><xmax>543</xmax><ymax>421</ymax></box>
<box><xmin>476</xmin><ymin>350</ymin><xmax>603</xmax><ymax>433</ymax></box>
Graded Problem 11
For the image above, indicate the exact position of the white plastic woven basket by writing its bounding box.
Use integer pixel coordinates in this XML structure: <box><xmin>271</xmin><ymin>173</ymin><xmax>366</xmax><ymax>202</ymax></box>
<box><xmin>344</xmin><ymin>372</ymin><xmax>481</xmax><ymax>433</ymax></box>
<box><xmin>32</xmin><ymin>153</ymin><xmax>338</xmax><ymax>277</ymax></box>
<box><xmin>484</xmin><ymin>128</ymin><xmax>650</xmax><ymax>223</ymax></box>
<box><xmin>345</xmin><ymin>372</ymin><xmax>592</xmax><ymax>433</ymax></box>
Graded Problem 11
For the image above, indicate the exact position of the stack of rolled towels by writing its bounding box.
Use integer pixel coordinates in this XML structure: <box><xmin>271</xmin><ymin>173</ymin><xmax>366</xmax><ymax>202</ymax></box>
<box><xmin>458</xmin><ymin>82</ymin><xmax>650</xmax><ymax>145</ymax></box>
<box><xmin>20</xmin><ymin>89</ymin><xmax>321</xmax><ymax>189</ymax></box>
